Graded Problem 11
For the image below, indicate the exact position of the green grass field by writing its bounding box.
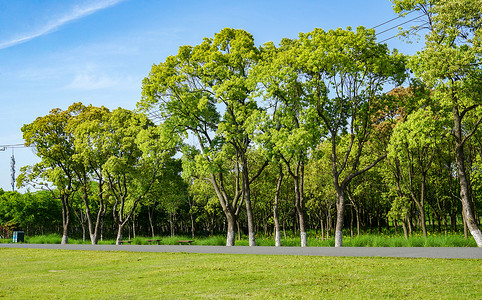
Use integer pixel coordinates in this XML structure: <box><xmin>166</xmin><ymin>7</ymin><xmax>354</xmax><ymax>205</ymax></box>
<box><xmin>1</xmin><ymin>248</ymin><xmax>480</xmax><ymax>299</ymax></box>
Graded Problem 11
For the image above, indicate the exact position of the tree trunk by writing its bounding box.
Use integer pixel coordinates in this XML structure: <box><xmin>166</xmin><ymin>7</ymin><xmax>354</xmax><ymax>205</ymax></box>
<box><xmin>226</xmin><ymin>216</ymin><xmax>235</xmax><ymax>246</ymax></box>
<box><xmin>148</xmin><ymin>205</ymin><xmax>155</xmax><ymax>238</ymax></box>
<box><xmin>453</xmin><ymin>108</ymin><xmax>482</xmax><ymax>247</ymax></box>
<box><xmin>463</xmin><ymin>209</ymin><xmax>468</xmax><ymax>239</ymax></box>
<box><xmin>299</xmin><ymin>166</ymin><xmax>307</xmax><ymax>248</ymax></box>
<box><xmin>237</xmin><ymin>220</ymin><xmax>241</xmax><ymax>241</ymax></box>
<box><xmin>284</xmin><ymin>159</ymin><xmax>307</xmax><ymax>247</ymax></box>
<box><xmin>82</xmin><ymin>185</ymin><xmax>96</xmax><ymax>245</ymax></box>
<box><xmin>417</xmin><ymin>203</ymin><xmax>427</xmax><ymax>238</ymax></box>
<box><xmin>401</xmin><ymin>220</ymin><xmax>408</xmax><ymax>239</ymax></box>
<box><xmin>116</xmin><ymin>224</ymin><xmax>124</xmax><ymax>245</ymax></box>
<box><xmin>243</xmin><ymin>169</ymin><xmax>256</xmax><ymax>247</ymax></box>
<box><xmin>190</xmin><ymin>212</ymin><xmax>195</xmax><ymax>240</ymax></box>
<box><xmin>407</xmin><ymin>214</ymin><xmax>413</xmax><ymax>236</ymax></box>
<box><xmin>350</xmin><ymin>206</ymin><xmax>354</xmax><ymax>238</ymax></box>
<box><xmin>60</xmin><ymin>194</ymin><xmax>70</xmax><ymax>245</ymax></box>
<box><xmin>273</xmin><ymin>203</ymin><xmax>281</xmax><ymax>247</ymax></box>
<box><xmin>320</xmin><ymin>217</ymin><xmax>324</xmax><ymax>241</ymax></box>
<box><xmin>273</xmin><ymin>166</ymin><xmax>283</xmax><ymax>247</ymax></box>
<box><xmin>92</xmin><ymin>185</ymin><xmax>106</xmax><ymax>245</ymax></box>
<box><xmin>293</xmin><ymin>176</ymin><xmax>307</xmax><ymax>247</ymax></box>
<box><xmin>169</xmin><ymin>212</ymin><xmax>175</xmax><ymax>237</ymax></box>
<box><xmin>334</xmin><ymin>192</ymin><xmax>345</xmax><ymax>247</ymax></box>
<box><xmin>132</xmin><ymin>216</ymin><xmax>136</xmax><ymax>239</ymax></box>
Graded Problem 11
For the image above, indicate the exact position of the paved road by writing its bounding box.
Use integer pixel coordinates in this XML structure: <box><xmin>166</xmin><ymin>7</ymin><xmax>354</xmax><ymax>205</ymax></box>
<box><xmin>1</xmin><ymin>244</ymin><xmax>481</xmax><ymax>259</ymax></box>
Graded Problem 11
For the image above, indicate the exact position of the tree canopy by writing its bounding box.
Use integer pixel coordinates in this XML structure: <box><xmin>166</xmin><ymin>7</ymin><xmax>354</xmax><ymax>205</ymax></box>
<box><xmin>7</xmin><ymin>10</ymin><xmax>482</xmax><ymax>248</ymax></box>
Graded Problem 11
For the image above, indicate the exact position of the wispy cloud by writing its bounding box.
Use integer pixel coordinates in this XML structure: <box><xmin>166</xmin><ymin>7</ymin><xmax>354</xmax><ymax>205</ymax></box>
<box><xmin>63</xmin><ymin>64</ymin><xmax>137</xmax><ymax>91</ymax></box>
<box><xmin>0</xmin><ymin>0</ymin><xmax>126</xmax><ymax>50</ymax></box>
<box><xmin>66</xmin><ymin>72</ymin><xmax>117</xmax><ymax>90</ymax></box>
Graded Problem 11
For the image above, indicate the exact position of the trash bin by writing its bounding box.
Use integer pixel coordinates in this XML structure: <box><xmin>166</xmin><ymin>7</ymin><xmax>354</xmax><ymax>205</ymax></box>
<box><xmin>13</xmin><ymin>231</ymin><xmax>24</xmax><ymax>243</ymax></box>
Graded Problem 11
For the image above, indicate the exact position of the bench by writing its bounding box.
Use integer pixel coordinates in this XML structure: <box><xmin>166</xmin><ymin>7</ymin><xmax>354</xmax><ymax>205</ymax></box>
<box><xmin>118</xmin><ymin>240</ymin><xmax>132</xmax><ymax>245</ymax></box>
<box><xmin>177</xmin><ymin>240</ymin><xmax>194</xmax><ymax>245</ymax></box>
<box><xmin>146</xmin><ymin>239</ymin><xmax>162</xmax><ymax>245</ymax></box>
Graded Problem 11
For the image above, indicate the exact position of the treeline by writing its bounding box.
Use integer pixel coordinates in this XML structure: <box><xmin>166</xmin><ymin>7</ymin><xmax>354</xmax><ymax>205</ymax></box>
<box><xmin>2</xmin><ymin>0</ymin><xmax>481</xmax><ymax>247</ymax></box>
<box><xmin>0</xmin><ymin>134</ymin><xmax>479</xmax><ymax>243</ymax></box>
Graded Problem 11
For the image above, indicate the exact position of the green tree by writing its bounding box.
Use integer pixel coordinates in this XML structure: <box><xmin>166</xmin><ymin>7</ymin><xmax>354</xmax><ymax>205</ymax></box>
<box><xmin>20</xmin><ymin>105</ymin><xmax>83</xmax><ymax>244</ymax></box>
<box><xmin>140</xmin><ymin>28</ymin><xmax>267</xmax><ymax>246</ymax></box>
<box><xmin>388</xmin><ymin>107</ymin><xmax>448</xmax><ymax>237</ymax></box>
<box><xmin>149</xmin><ymin>158</ymin><xmax>187</xmax><ymax>237</ymax></box>
<box><xmin>392</xmin><ymin>0</ymin><xmax>482</xmax><ymax>246</ymax></box>
<box><xmin>305</xmin><ymin>141</ymin><xmax>336</xmax><ymax>240</ymax></box>
<box><xmin>67</xmin><ymin>104</ymin><xmax>112</xmax><ymax>244</ymax></box>
<box><xmin>99</xmin><ymin>108</ymin><xmax>175</xmax><ymax>245</ymax></box>
<box><xmin>260</xmin><ymin>27</ymin><xmax>406</xmax><ymax>247</ymax></box>
<box><xmin>254</xmin><ymin>38</ymin><xmax>321</xmax><ymax>247</ymax></box>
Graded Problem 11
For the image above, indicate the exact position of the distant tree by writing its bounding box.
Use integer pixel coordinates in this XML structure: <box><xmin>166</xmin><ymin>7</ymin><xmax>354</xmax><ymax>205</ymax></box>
<box><xmin>99</xmin><ymin>108</ymin><xmax>176</xmax><ymax>245</ymax></box>
<box><xmin>148</xmin><ymin>158</ymin><xmax>187</xmax><ymax>237</ymax></box>
<box><xmin>388</xmin><ymin>107</ymin><xmax>448</xmax><ymax>237</ymax></box>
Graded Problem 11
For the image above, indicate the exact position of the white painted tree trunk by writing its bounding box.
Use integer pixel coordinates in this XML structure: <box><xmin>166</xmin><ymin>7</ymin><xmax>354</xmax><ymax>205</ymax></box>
<box><xmin>275</xmin><ymin>230</ymin><xmax>281</xmax><ymax>247</ymax></box>
<box><xmin>226</xmin><ymin>231</ymin><xmax>235</xmax><ymax>246</ymax></box>
<box><xmin>61</xmin><ymin>235</ymin><xmax>68</xmax><ymax>245</ymax></box>
<box><xmin>300</xmin><ymin>231</ymin><xmax>307</xmax><ymax>247</ymax></box>
<box><xmin>248</xmin><ymin>232</ymin><xmax>256</xmax><ymax>247</ymax></box>
<box><xmin>335</xmin><ymin>230</ymin><xmax>343</xmax><ymax>247</ymax></box>
<box><xmin>116</xmin><ymin>226</ymin><xmax>123</xmax><ymax>245</ymax></box>
<box><xmin>469</xmin><ymin>227</ymin><xmax>482</xmax><ymax>247</ymax></box>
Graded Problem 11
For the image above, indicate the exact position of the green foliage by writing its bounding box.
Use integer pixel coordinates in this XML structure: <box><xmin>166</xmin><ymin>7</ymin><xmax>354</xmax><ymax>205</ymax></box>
<box><xmin>391</xmin><ymin>0</ymin><xmax>482</xmax><ymax>246</ymax></box>
<box><xmin>12</xmin><ymin>21</ymin><xmax>482</xmax><ymax>247</ymax></box>
<box><xmin>0</xmin><ymin>190</ymin><xmax>61</xmax><ymax>235</ymax></box>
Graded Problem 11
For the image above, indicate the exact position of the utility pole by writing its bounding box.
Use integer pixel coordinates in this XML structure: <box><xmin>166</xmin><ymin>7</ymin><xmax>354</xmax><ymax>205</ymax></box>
<box><xmin>11</xmin><ymin>149</ymin><xmax>15</xmax><ymax>191</ymax></box>
<box><xmin>1</xmin><ymin>144</ymin><xmax>26</xmax><ymax>192</ymax></box>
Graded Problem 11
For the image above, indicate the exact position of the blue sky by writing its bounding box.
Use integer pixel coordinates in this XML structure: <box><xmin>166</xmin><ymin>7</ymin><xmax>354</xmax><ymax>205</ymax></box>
<box><xmin>0</xmin><ymin>0</ymin><xmax>424</xmax><ymax>192</ymax></box>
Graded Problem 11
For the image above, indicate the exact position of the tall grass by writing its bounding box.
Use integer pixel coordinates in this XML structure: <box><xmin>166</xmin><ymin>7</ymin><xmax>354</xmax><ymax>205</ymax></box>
<box><xmin>1</xmin><ymin>232</ymin><xmax>477</xmax><ymax>247</ymax></box>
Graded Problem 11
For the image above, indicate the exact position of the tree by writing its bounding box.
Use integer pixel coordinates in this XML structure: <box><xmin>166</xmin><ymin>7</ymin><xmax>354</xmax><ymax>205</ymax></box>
<box><xmin>149</xmin><ymin>158</ymin><xmax>187</xmax><ymax>237</ymax></box>
<box><xmin>259</xmin><ymin>27</ymin><xmax>406</xmax><ymax>247</ymax></box>
<box><xmin>254</xmin><ymin>38</ymin><xmax>321</xmax><ymax>247</ymax></box>
<box><xmin>392</xmin><ymin>0</ymin><xmax>482</xmax><ymax>246</ymax></box>
<box><xmin>305</xmin><ymin>142</ymin><xmax>336</xmax><ymax>240</ymax></box>
<box><xmin>140</xmin><ymin>28</ymin><xmax>267</xmax><ymax>246</ymax></box>
<box><xmin>67</xmin><ymin>104</ymin><xmax>110</xmax><ymax>245</ymax></box>
<box><xmin>388</xmin><ymin>108</ymin><xmax>447</xmax><ymax>237</ymax></box>
<box><xmin>20</xmin><ymin>105</ymin><xmax>83</xmax><ymax>244</ymax></box>
<box><xmin>99</xmin><ymin>108</ymin><xmax>175</xmax><ymax>245</ymax></box>
<box><xmin>0</xmin><ymin>190</ymin><xmax>61</xmax><ymax>236</ymax></box>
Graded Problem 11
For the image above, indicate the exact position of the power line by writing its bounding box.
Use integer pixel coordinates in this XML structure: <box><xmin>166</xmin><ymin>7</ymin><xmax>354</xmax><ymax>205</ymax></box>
<box><xmin>378</xmin><ymin>21</ymin><xmax>429</xmax><ymax>43</ymax></box>
<box><xmin>0</xmin><ymin>143</ymin><xmax>31</xmax><ymax>150</ymax></box>
<box><xmin>371</xmin><ymin>10</ymin><xmax>416</xmax><ymax>29</ymax></box>
<box><xmin>375</xmin><ymin>14</ymin><xmax>426</xmax><ymax>36</ymax></box>
<box><xmin>368</xmin><ymin>9</ymin><xmax>429</xmax><ymax>44</ymax></box>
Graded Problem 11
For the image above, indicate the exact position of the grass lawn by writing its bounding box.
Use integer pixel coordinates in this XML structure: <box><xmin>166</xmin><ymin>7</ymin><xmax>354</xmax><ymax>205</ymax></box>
<box><xmin>1</xmin><ymin>248</ymin><xmax>480</xmax><ymax>299</ymax></box>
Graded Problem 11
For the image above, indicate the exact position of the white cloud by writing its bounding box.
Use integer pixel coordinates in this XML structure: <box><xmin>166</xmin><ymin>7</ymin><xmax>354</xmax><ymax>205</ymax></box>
<box><xmin>64</xmin><ymin>63</ymin><xmax>139</xmax><ymax>91</ymax></box>
<box><xmin>66</xmin><ymin>72</ymin><xmax>117</xmax><ymax>90</ymax></box>
<box><xmin>0</xmin><ymin>0</ymin><xmax>126</xmax><ymax>50</ymax></box>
